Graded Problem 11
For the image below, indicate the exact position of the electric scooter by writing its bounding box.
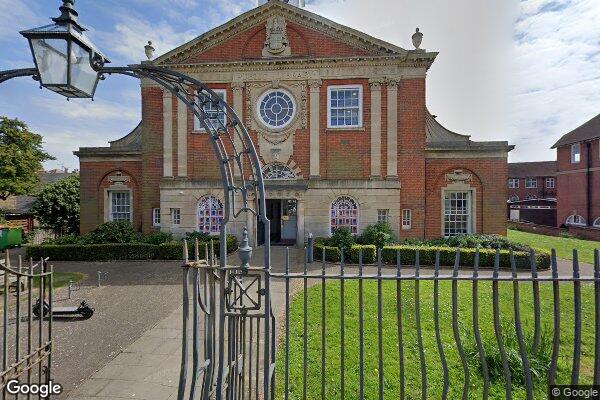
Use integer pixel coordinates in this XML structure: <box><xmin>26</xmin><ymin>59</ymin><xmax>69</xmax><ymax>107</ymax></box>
<box><xmin>33</xmin><ymin>299</ymin><xmax>94</xmax><ymax>319</ymax></box>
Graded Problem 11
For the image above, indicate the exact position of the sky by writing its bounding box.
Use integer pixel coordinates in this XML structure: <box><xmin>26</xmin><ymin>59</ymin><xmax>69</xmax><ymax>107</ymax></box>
<box><xmin>0</xmin><ymin>0</ymin><xmax>598</xmax><ymax>170</ymax></box>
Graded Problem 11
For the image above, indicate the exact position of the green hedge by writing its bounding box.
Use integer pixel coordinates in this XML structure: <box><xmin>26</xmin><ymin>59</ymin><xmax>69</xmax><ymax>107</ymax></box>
<box><xmin>313</xmin><ymin>244</ymin><xmax>376</xmax><ymax>264</ymax></box>
<box><xmin>313</xmin><ymin>243</ymin><xmax>550</xmax><ymax>270</ymax></box>
<box><xmin>26</xmin><ymin>235</ymin><xmax>239</xmax><ymax>261</ymax></box>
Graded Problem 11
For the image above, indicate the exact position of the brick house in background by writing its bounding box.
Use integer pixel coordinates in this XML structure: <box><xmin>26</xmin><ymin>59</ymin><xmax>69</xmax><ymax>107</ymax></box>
<box><xmin>75</xmin><ymin>0</ymin><xmax>513</xmax><ymax>245</ymax></box>
<box><xmin>507</xmin><ymin>161</ymin><xmax>557</xmax><ymax>226</ymax></box>
<box><xmin>552</xmin><ymin>113</ymin><xmax>600</xmax><ymax>229</ymax></box>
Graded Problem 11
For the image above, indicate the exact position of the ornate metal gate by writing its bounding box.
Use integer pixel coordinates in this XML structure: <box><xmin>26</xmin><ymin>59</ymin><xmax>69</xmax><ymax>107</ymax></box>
<box><xmin>0</xmin><ymin>253</ymin><xmax>53</xmax><ymax>393</ymax></box>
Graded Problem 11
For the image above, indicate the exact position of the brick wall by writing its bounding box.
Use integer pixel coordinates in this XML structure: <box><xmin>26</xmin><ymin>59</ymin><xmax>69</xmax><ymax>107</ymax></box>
<box><xmin>182</xmin><ymin>21</ymin><xmax>370</xmax><ymax>63</ymax></box>
<box><xmin>508</xmin><ymin>176</ymin><xmax>557</xmax><ymax>201</ymax></box>
<box><xmin>556</xmin><ymin>140</ymin><xmax>600</xmax><ymax>227</ymax></box>
<box><xmin>141</xmin><ymin>87</ymin><xmax>164</xmax><ymax>233</ymax></box>
<box><xmin>425</xmin><ymin>158</ymin><xmax>508</xmax><ymax>239</ymax></box>
<box><xmin>398</xmin><ymin>78</ymin><xmax>426</xmax><ymax>239</ymax></box>
<box><xmin>510</xmin><ymin>221</ymin><xmax>600</xmax><ymax>242</ymax></box>
<box><xmin>79</xmin><ymin>161</ymin><xmax>142</xmax><ymax>233</ymax></box>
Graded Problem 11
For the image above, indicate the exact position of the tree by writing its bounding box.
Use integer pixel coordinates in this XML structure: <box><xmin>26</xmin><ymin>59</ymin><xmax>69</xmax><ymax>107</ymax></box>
<box><xmin>0</xmin><ymin>117</ymin><xmax>54</xmax><ymax>200</ymax></box>
<box><xmin>32</xmin><ymin>175</ymin><xmax>80</xmax><ymax>235</ymax></box>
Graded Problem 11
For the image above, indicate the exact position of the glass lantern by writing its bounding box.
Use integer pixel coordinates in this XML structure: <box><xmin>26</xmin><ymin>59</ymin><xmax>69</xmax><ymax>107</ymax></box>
<box><xmin>20</xmin><ymin>0</ymin><xmax>109</xmax><ymax>98</ymax></box>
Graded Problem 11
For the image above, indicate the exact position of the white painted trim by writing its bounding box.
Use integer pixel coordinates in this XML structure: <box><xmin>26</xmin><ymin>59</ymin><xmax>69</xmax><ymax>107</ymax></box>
<box><xmin>571</xmin><ymin>143</ymin><xmax>581</xmax><ymax>164</ymax></box>
<box><xmin>152</xmin><ymin>208</ymin><xmax>161</xmax><ymax>227</ymax></box>
<box><xmin>105</xmin><ymin>189</ymin><xmax>133</xmax><ymax>223</ymax></box>
<box><xmin>255</xmin><ymin>88</ymin><xmax>297</xmax><ymax>131</ymax></box>
<box><xmin>525</xmin><ymin>178</ymin><xmax>538</xmax><ymax>188</ymax></box>
<box><xmin>327</xmin><ymin>85</ymin><xmax>363</xmax><ymax>129</ymax></box>
<box><xmin>593</xmin><ymin>217</ymin><xmax>600</xmax><ymax>228</ymax></box>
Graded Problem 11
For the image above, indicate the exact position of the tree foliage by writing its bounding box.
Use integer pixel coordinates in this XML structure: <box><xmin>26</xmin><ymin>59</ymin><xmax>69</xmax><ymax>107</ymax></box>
<box><xmin>32</xmin><ymin>175</ymin><xmax>80</xmax><ymax>235</ymax></box>
<box><xmin>0</xmin><ymin>117</ymin><xmax>54</xmax><ymax>200</ymax></box>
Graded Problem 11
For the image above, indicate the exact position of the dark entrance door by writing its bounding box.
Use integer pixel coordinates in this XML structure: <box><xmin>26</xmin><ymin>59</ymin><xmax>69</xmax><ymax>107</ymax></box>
<box><xmin>258</xmin><ymin>199</ymin><xmax>282</xmax><ymax>245</ymax></box>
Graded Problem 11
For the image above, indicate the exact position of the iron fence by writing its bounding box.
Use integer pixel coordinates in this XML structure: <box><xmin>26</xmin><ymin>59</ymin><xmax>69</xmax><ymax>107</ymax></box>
<box><xmin>0</xmin><ymin>251</ymin><xmax>53</xmax><ymax>395</ymax></box>
<box><xmin>179</xmin><ymin>242</ymin><xmax>600</xmax><ymax>400</ymax></box>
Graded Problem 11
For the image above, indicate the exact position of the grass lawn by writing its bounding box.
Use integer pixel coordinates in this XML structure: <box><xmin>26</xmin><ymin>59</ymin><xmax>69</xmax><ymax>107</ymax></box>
<box><xmin>33</xmin><ymin>272</ymin><xmax>86</xmax><ymax>289</ymax></box>
<box><xmin>508</xmin><ymin>229</ymin><xmax>599</xmax><ymax>265</ymax></box>
<box><xmin>276</xmin><ymin>279</ymin><xmax>596</xmax><ymax>400</ymax></box>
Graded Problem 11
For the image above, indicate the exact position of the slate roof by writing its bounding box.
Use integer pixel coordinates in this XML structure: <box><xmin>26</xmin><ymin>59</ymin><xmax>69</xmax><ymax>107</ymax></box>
<box><xmin>75</xmin><ymin>122</ymin><xmax>142</xmax><ymax>157</ymax></box>
<box><xmin>425</xmin><ymin>112</ymin><xmax>513</xmax><ymax>152</ymax></box>
<box><xmin>551</xmin><ymin>113</ymin><xmax>600</xmax><ymax>148</ymax></box>
<box><xmin>508</xmin><ymin>161</ymin><xmax>557</xmax><ymax>178</ymax></box>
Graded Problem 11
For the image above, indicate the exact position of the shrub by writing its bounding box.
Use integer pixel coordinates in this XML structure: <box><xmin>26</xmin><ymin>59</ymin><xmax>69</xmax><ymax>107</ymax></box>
<box><xmin>410</xmin><ymin>234</ymin><xmax>531</xmax><ymax>253</ymax></box>
<box><xmin>330</xmin><ymin>227</ymin><xmax>355</xmax><ymax>250</ymax></box>
<box><xmin>86</xmin><ymin>221</ymin><xmax>141</xmax><ymax>244</ymax></box>
<box><xmin>143</xmin><ymin>231</ymin><xmax>173</xmax><ymax>245</ymax></box>
<box><xmin>380</xmin><ymin>245</ymin><xmax>550</xmax><ymax>270</ymax></box>
<box><xmin>26</xmin><ymin>243</ymin><xmax>157</xmax><ymax>261</ymax></box>
<box><xmin>26</xmin><ymin>234</ymin><xmax>239</xmax><ymax>261</ymax></box>
<box><xmin>360</xmin><ymin>222</ymin><xmax>396</xmax><ymax>248</ymax></box>
<box><xmin>313</xmin><ymin>243</ymin><xmax>376</xmax><ymax>264</ymax></box>
<box><xmin>185</xmin><ymin>231</ymin><xmax>213</xmax><ymax>243</ymax></box>
<box><xmin>45</xmin><ymin>234</ymin><xmax>82</xmax><ymax>245</ymax></box>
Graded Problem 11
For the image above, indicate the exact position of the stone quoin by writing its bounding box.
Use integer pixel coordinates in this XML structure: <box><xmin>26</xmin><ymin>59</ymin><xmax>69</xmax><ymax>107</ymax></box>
<box><xmin>75</xmin><ymin>0</ymin><xmax>514</xmax><ymax>246</ymax></box>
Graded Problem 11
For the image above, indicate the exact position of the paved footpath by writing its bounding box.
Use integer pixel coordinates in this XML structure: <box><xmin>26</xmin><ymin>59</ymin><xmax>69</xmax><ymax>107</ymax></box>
<box><xmin>67</xmin><ymin>247</ymin><xmax>304</xmax><ymax>400</ymax></box>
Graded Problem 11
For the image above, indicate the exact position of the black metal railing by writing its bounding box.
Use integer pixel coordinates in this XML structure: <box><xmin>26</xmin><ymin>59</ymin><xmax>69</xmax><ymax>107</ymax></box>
<box><xmin>179</xmin><ymin>243</ymin><xmax>600</xmax><ymax>399</ymax></box>
<box><xmin>0</xmin><ymin>251</ymin><xmax>53</xmax><ymax>394</ymax></box>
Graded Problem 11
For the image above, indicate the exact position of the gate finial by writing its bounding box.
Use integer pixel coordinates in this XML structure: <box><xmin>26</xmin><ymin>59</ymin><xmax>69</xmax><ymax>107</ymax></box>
<box><xmin>239</xmin><ymin>227</ymin><xmax>253</xmax><ymax>270</ymax></box>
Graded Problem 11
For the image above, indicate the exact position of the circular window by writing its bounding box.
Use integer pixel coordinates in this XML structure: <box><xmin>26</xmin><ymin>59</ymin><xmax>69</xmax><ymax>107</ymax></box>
<box><xmin>257</xmin><ymin>90</ymin><xmax>295</xmax><ymax>129</ymax></box>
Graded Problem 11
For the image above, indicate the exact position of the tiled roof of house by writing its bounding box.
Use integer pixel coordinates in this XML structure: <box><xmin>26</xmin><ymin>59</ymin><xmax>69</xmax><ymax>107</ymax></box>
<box><xmin>551</xmin><ymin>113</ymin><xmax>600</xmax><ymax>148</ymax></box>
<box><xmin>508</xmin><ymin>161</ymin><xmax>557</xmax><ymax>178</ymax></box>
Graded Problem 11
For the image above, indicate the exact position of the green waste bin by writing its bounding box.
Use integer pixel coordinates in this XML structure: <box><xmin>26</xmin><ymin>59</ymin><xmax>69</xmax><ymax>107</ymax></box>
<box><xmin>0</xmin><ymin>227</ymin><xmax>23</xmax><ymax>251</ymax></box>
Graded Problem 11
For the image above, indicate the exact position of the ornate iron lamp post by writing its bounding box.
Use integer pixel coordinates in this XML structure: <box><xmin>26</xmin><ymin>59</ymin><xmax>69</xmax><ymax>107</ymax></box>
<box><xmin>0</xmin><ymin>1</ymin><xmax>274</xmax><ymax>399</ymax></box>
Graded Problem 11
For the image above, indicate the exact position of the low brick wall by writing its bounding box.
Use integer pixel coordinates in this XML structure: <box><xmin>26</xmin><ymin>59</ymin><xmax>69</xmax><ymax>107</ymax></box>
<box><xmin>509</xmin><ymin>221</ymin><xmax>600</xmax><ymax>241</ymax></box>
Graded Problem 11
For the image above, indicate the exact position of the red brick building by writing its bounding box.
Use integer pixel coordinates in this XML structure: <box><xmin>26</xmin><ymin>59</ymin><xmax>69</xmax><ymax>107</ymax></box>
<box><xmin>552</xmin><ymin>113</ymin><xmax>600</xmax><ymax>229</ymax></box>
<box><xmin>75</xmin><ymin>0</ymin><xmax>513</xmax><ymax>245</ymax></box>
<box><xmin>507</xmin><ymin>161</ymin><xmax>557</xmax><ymax>226</ymax></box>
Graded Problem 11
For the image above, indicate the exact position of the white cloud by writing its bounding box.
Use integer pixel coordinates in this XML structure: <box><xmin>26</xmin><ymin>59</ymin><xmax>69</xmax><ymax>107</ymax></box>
<box><xmin>0</xmin><ymin>0</ymin><xmax>40</xmax><ymax>39</ymax></box>
<box><xmin>509</xmin><ymin>0</ymin><xmax>600</xmax><ymax>160</ymax></box>
<box><xmin>33</xmin><ymin>97</ymin><xmax>139</xmax><ymax>124</ymax></box>
<box><xmin>308</xmin><ymin>0</ymin><xmax>599</xmax><ymax>162</ymax></box>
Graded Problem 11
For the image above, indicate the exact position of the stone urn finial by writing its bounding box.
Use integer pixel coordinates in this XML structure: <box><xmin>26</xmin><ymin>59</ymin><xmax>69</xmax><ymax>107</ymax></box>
<box><xmin>238</xmin><ymin>227</ymin><xmax>253</xmax><ymax>270</ymax></box>
<box><xmin>144</xmin><ymin>41</ymin><xmax>155</xmax><ymax>60</ymax></box>
<box><xmin>412</xmin><ymin>28</ymin><xmax>423</xmax><ymax>50</ymax></box>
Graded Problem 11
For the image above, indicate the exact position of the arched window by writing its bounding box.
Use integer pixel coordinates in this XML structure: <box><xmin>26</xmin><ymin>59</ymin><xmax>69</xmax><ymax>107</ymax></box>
<box><xmin>330</xmin><ymin>196</ymin><xmax>359</xmax><ymax>234</ymax></box>
<box><xmin>263</xmin><ymin>163</ymin><xmax>296</xmax><ymax>180</ymax></box>
<box><xmin>593</xmin><ymin>218</ymin><xmax>600</xmax><ymax>228</ymax></box>
<box><xmin>509</xmin><ymin>195</ymin><xmax>519</xmax><ymax>202</ymax></box>
<box><xmin>197</xmin><ymin>196</ymin><xmax>224</xmax><ymax>234</ymax></box>
<box><xmin>566</xmin><ymin>214</ymin><xmax>586</xmax><ymax>227</ymax></box>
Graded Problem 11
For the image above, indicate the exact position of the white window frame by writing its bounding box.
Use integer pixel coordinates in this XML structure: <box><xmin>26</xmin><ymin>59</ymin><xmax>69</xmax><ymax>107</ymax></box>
<box><xmin>402</xmin><ymin>209</ymin><xmax>412</xmax><ymax>230</ymax></box>
<box><xmin>593</xmin><ymin>217</ymin><xmax>600</xmax><ymax>228</ymax></box>
<box><xmin>508</xmin><ymin>178</ymin><xmax>519</xmax><ymax>189</ymax></box>
<box><xmin>509</xmin><ymin>195</ymin><xmax>519</xmax><ymax>202</ymax></box>
<box><xmin>525</xmin><ymin>178</ymin><xmax>537</xmax><ymax>188</ymax></box>
<box><xmin>571</xmin><ymin>143</ymin><xmax>581</xmax><ymax>164</ymax></box>
<box><xmin>546</xmin><ymin>177</ymin><xmax>556</xmax><ymax>189</ymax></box>
<box><xmin>171</xmin><ymin>208</ymin><xmax>181</xmax><ymax>227</ymax></box>
<box><xmin>152</xmin><ymin>208</ymin><xmax>161</xmax><ymax>227</ymax></box>
<box><xmin>443</xmin><ymin>191</ymin><xmax>473</xmax><ymax>237</ymax></box>
<box><xmin>256</xmin><ymin>89</ymin><xmax>296</xmax><ymax>130</ymax></box>
<box><xmin>327</xmin><ymin>85</ymin><xmax>363</xmax><ymax>129</ymax></box>
<box><xmin>194</xmin><ymin>89</ymin><xmax>227</xmax><ymax>132</ymax></box>
<box><xmin>108</xmin><ymin>190</ymin><xmax>132</xmax><ymax>222</ymax></box>
<box><xmin>377</xmin><ymin>209</ymin><xmax>389</xmax><ymax>223</ymax></box>
<box><xmin>566</xmin><ymin>214</ymin><xmax>586</xmax><ymax>227</ymax></box>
